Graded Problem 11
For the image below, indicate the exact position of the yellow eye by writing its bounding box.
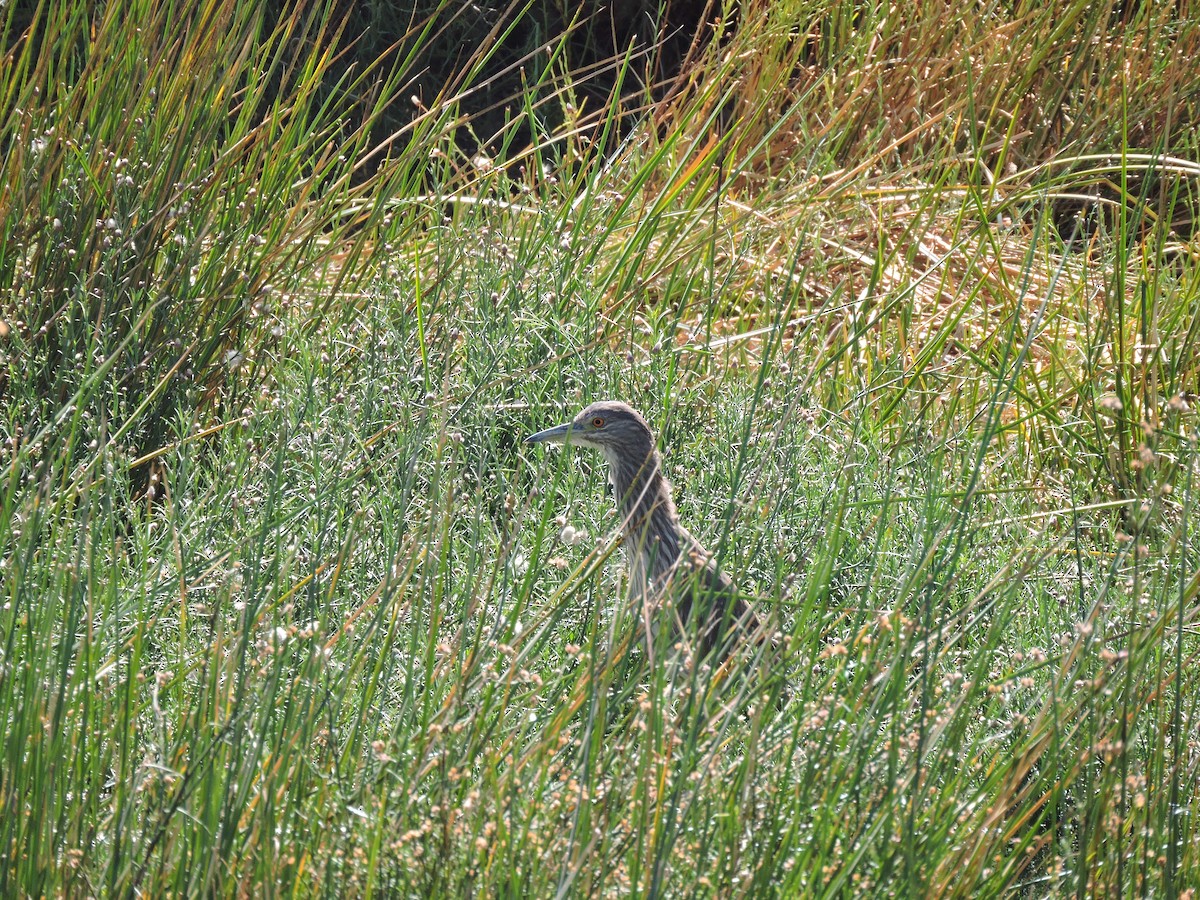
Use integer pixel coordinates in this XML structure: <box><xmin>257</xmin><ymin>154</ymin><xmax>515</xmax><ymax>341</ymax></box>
<box><xmin>591</xmin><ymin>416</ymin><xmax>605</xmax><ymax>428</ymax></box>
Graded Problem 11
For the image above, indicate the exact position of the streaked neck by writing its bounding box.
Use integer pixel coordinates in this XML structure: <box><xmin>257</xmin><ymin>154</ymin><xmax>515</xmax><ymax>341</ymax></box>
<box><xmin>602</xmin><ymin>446</ymin><xmax>683</xmax><ymax>594</ymax></box>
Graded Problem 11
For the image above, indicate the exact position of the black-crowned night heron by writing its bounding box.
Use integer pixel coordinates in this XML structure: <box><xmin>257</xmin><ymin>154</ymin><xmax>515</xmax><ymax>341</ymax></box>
<box><xmin>525</xmin><ymin>400</ymin><xmax>761</xmax><ymax>660</ymax></box>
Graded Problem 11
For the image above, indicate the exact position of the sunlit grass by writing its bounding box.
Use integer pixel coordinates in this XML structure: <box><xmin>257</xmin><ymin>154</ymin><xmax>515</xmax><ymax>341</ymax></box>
<box><xmin>2</xmin><ymin>0</ymin><xmax>1199</xmax><ymax>896</ymax></box>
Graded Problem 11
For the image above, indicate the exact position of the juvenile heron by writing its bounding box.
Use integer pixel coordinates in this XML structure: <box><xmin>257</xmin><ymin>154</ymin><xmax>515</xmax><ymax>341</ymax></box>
<box><xmin>525</xmin><ymin>400</ymin><xmax>761</xmax><ymax>660</ymax></box>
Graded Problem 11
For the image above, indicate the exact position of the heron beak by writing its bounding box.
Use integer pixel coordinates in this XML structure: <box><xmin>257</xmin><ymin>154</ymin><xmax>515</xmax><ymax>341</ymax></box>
<box><xmin>524</xmin><ymin>421</ymin><xmax>574</xmax><ymax>445</ymax></box>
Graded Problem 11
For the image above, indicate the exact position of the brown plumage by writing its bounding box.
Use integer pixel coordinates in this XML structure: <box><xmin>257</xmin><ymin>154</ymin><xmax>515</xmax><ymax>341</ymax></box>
<box><xmin>526</xmin><ymin>401</ymin><xmax>762</xmax><ymax>660</ymax></box>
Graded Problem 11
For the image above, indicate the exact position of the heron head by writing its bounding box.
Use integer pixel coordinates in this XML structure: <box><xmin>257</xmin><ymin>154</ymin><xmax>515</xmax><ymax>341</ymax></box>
<box><xmin>525</xmin><ymin>400</ymin><xmax>654</xmax><ymax>456</ymax></box>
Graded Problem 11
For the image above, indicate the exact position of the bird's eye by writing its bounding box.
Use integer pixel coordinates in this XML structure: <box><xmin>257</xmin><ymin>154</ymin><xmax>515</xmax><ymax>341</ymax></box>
<box><xmin>591</xmin><ymin>416</ymin><xmax>605</xmax><ymax>428</ymax></box>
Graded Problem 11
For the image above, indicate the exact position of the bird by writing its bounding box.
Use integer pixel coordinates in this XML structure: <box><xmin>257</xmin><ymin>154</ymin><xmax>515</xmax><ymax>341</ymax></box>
<box><xmin>525</xmin><ymin>400</ymin><xmax>765</xmax><ymax>663</ymax></box>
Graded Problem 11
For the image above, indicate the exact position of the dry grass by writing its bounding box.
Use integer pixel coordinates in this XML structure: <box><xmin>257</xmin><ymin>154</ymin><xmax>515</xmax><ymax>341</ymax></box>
<box><xmin>2</xmin><ymin>1</ymin><xmax>1199</xmax><ymax>895</ymax></box>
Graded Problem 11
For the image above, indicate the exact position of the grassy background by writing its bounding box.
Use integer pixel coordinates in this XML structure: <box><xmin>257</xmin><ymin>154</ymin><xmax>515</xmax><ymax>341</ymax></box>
<box><xmin>2</xmin><ymin>0</ymin><xmax>1199</xmax><ymax>895</ymax></box>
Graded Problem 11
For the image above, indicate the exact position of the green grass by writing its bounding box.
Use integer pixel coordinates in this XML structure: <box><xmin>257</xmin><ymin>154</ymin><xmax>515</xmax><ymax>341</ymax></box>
<box><xmin>3</xmin><ymin>1</ymin><xmax>1200</xmax><ymax>896</ymax></box>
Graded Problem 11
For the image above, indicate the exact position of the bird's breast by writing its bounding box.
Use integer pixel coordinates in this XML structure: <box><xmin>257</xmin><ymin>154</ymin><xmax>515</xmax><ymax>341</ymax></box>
<box><xmin>625</xmin><ymin>547</ymin><xmax>651</xmax><ymax>600</ymax></box>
